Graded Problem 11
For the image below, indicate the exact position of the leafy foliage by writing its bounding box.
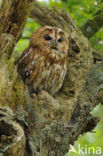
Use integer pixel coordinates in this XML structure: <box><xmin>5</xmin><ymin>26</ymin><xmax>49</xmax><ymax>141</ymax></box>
<box><xmin>90</xmin><ymin>28</ymin><xmax>103</xmax><ymax>51</ymax></box>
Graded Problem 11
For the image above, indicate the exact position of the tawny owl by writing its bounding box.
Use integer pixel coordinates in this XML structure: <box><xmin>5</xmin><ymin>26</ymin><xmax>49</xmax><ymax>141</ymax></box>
<box><xmin>17</xmin><ymin>26</ymin><xmax>69</xmax><ymax>95</ymax></box>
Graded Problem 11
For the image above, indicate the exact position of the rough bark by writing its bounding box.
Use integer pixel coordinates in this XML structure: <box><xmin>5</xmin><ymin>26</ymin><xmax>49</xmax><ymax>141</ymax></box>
<box><xmin>0</xmin><ymin>107</ymin><xmax>25</xmax><ymax>156</ymax></box>
<box><xmin>0</xmin><ymin>1</ymin><xmax>102</xmax><ymax>156</ymax></box>
<box><xmin>0</xmin><ymin>0</ymin><xmax>34</xmax><ymax>155</ymax></box>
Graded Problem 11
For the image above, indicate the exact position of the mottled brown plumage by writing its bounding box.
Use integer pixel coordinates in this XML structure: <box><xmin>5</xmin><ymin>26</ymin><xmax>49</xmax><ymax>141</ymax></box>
<box><xmin>17</xmin><ymin>26</ymin><xmax>69</xmax><ymax>95</ymax></box>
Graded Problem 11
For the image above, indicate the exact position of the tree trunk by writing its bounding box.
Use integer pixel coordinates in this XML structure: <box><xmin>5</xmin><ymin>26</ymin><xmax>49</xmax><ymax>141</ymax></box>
<box><xmin>0</xmin><ymin>1</ymin><xmax>103</xmax><ymax>156</ymax></box>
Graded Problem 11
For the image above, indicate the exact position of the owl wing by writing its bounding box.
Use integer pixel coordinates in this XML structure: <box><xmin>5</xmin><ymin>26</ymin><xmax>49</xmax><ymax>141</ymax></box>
<box><xmin>17</xmin><ymin>46</ymin><xmax>40</xmax><ymax>84</ymax></box>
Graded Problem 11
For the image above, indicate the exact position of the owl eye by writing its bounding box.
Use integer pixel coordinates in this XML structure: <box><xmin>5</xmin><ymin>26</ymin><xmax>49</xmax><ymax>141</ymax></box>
<box><xmin>58</xmin><ymin>37</ymin><xmax>64</xmax><ymax>43</ymax></box>
<box><xmin>44</xmin><ymin>35</ymin><xmax>52</xmax><ymax>41</ymax></box>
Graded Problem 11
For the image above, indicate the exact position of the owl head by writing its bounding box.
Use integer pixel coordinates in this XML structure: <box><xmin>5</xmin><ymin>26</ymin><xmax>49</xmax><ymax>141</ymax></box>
<box><xmin>30</xmin><ymin>26</ymin><xmax>69</xmax><ymax>55</ymax></box>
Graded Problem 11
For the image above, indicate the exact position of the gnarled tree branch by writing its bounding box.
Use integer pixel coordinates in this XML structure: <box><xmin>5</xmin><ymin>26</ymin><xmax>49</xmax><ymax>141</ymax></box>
<box><xmin>81</xmin><ymin>10</ymin><xmax>103</xmax><ymax>39</ymax></box>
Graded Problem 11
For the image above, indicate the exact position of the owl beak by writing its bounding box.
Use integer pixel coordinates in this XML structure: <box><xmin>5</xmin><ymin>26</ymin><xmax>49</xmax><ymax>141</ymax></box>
<box><xmin>51</xmin><ymin>41</ymin><xmax>58</xmax><ymax>50</ymax></box>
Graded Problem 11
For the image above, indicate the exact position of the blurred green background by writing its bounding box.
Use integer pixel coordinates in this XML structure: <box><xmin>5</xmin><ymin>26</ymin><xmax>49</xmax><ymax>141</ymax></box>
<box><xmin>15</xmin><ymin>0</ymin><xmax>103</xmax><ymax>53</ymax></box>
<box><xmin>15</xmin><ymin>0</ymin><xmax>103</xmax><ymax>155</ymax></box>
